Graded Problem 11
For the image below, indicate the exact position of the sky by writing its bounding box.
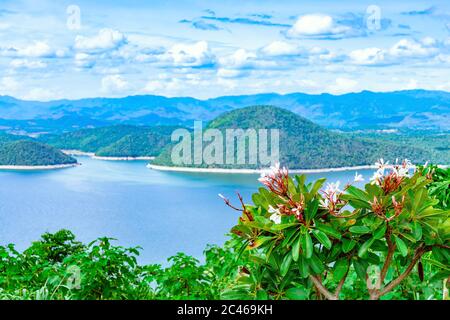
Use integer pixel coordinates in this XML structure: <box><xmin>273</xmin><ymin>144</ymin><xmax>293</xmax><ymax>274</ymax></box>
<box><xmin>0</xmin><ymin>0</ymin><xmax>449</xmax><ymax>100</ymax></box>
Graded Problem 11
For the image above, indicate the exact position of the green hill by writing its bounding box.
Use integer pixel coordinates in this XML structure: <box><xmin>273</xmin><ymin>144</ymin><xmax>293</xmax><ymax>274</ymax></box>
<box><xmin>0</xmin><ymin>140</ymin><xmax>77</xmax><ymax>166</ymax></box>
<box><xmin>153</xmin><ymin>105</ymin><xmax>433</xmax><ymax>169</ymax></box>
<box><xmin>41</xmin><ymin>125</ymin><xmax>177</xmax><ymax>157</ymax></box>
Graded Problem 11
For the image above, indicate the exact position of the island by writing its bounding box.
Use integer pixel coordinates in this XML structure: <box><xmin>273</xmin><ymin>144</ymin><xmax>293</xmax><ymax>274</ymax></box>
<box><xmin>0</xmin><ymin>140</ymin><xmax>78</xmax><ymax>170</ymax></box>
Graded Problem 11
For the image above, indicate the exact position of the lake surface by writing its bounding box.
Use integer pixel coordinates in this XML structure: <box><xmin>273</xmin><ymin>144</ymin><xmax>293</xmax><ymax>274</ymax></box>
<box><xmin>0</xmin><ymin>157</ymin><xmax>373</xmax><ymax>264</ymax></box>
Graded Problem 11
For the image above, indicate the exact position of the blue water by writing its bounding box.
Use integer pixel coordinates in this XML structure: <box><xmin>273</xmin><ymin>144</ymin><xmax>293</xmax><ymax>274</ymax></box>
<box><xmin>0</xmin><ymin>157</ymin><xmax>372</xmax><ymax>264</ymax></box>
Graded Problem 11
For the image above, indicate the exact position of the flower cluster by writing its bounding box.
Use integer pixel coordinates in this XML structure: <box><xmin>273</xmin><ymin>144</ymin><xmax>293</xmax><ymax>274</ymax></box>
<box><xmin>371</xmin><ymin>159</ymin><xmax>413</xmax><ymax>194</ymax></box>
<box><xmin>258</xmin><ymin>162</ymin><xmax>306</xmax><ymax>224</ymax></box>
<box><xmin>319</xmin><ymin>181</ymin><xmax>348</xmax><ymax>216</ymax></box>
<box><xmin>258</xmin><ymin>163</ymin><xmax>289</xmax><ymax>197</ymax></box>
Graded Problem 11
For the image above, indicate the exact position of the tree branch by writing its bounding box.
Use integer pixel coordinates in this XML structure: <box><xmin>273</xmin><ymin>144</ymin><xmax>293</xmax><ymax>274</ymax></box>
<box><xmin>380</xmin><ymin>224</ymin><xmax>395</xmax><ymax>283</ymax></box>
<box><xmin>377</xmin><ymin>245</ymin><xmax>431</xmax><ymax>298</ymax></box>
<box><xmin>309</xmin><ymin>275</ymin><xmax>337</xmax><ymax>300</ymax></box>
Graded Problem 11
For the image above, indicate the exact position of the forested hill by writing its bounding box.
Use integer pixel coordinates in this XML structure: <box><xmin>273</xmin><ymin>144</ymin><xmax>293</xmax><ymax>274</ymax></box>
<box><xmin>153</xmin><ymin>105</ymin><xmax>434</xmax><ymax>169</ymax></box>
<box><xmin>0</xmin><ymin>140</ymin><xmax>77</xmax><ymax>166</ymax></box>
<box><xmin>40</xmin><ymin>125</ymin><xmax>178</xmax><ymax>157</ymax></box>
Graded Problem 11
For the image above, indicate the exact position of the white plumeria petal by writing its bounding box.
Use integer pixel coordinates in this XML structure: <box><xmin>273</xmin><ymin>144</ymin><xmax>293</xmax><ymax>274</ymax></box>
<box><xmin>354</xmin><ymin>172</ymin><xmax>364</xmax><ymax>182</ymax></box>
<box><xmin>269</xmin><ymin>212</ymin><xmax>282</xmax><ymax>224</ymax></box>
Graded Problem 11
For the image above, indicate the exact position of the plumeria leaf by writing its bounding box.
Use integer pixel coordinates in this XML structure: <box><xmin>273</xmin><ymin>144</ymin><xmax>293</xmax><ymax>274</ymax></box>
<box><xmin>395</xmin><ymin>236</ymin><xmax>408</xmax><ymax>257</ymax></box>
<box><xmin>280</xmin><ymin>253</ymin><xmax>293</xmax><ymax>277</ymax></box>
<box><xmin>349</xmin><ymin>226</ymin><xmax>371</xmax><ymax>234</ymax></box>
<box><xmin>358</xmin><ymin>238</ymin><xmax>375</xmax><ymax>257</ymax></box>
<box><xmin>333</xmin><ymin>258</ymin><xmax>349</xmax><ymax>281</ymax></box>
<box><xmin>291</xmin><ymin>235</ymin><xmax>301</xmax><ymax>262</ymax></box>
<box><xmin>342</xmin><ymin>238</ymin><xmax>357</xmax><ymax>253</ymax></box>
<box><xmin>302</xmin><ymin>232</ymin><xmax>313</xmax><ymax>259</ymax></box>
<box><xmin>312</xmin><ymin>230</ymin><xmax>332</xmax><ymax>249</ymax></box>
<box><xmin>285</xmin><ymin>287</ymin><xmax>308</xmax><ymax>300</ymax></box>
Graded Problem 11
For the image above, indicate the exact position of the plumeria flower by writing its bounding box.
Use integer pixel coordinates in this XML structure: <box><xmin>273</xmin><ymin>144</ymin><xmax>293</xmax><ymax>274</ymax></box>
<box><xmin>375</xmin><ymin>158</ymin><xmax>388</xmax><ymax>169</ymax></box>
<box><xmin>324</xmin><ymin>181</ymin><xmax>341</xmax><ymax>195</ymax></box>
<box><xmin>319</xmin><ymin>198</ymin><xmax>329</xmax><ymax>209</ymax></box>
<box><xmin>370</xmin><ymin>169</ymin><xmax>383</xmax><ymax>185</ymax></box>
<box><xmin>268</xmin><ymin>206</ymin><xmax>282</xmax><ymax>224</ymax></box>
<box><xmin>354</xmin><ymin>172</ymin><xmax>364</xmax><ymax>182</ymax></box>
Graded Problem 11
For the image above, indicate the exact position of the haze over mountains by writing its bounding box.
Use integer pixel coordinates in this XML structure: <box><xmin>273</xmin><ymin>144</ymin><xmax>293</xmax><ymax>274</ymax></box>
<box><xmin>0</xmin><ymin>90</ymin><xmax>449</xmax><ymax>135</ymax></box>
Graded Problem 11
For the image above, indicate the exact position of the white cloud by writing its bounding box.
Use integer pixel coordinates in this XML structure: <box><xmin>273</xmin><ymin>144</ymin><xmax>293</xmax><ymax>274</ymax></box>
<box><xmin>349</xmin><ymin>47</ymin><xmax>385</xmax><ymax>65</ymax></box>
<box><xmin>261</xmin><ymin>41</ymin><xmax>301</xmax><ymax>56</ymax></box>
<box><xmin>328</xmin><ymin>77</ymin><xmax>358</xmax><ymax>94</ymax></box>
<box><xmin>23</xmin><ymin>88</ymin><xmax>59</xmax><ymax>101</ymax></box>
<box><xmin>10</xmin><ymin>59</ymin><xmax>47</xmax><ymax>69</ymax></box>
<box><xmin>74</xmin><ymin>52</ymin><xmax>95</xmax><ymax>68</ymax></box>
<box><xmin>389</xmin><ymin>38</ymin><xmax>438</xmax><ymax>58</ymax></box>
<box><xmin>0</xmin><ymin>41</ymin><xmax>61</xmax><ymax>58</ymax></box>
<box><xmin>0</xmin><ymin>77</ymin><xmax>20</xmax><ymax>94</ymax></box>
<box><xmin>162</xmin><ymin>41</ymin><xmax>215</xmax><ymax>67</ymax></box>
<box><xmin>101</xmin><ymin>74</ymin><xmax>128</xmax><ymax>94</ymax></box>
<box><xmin>217</xmin><ymin>68</ymin><xmax>247</xmax><ymax>78</ymax></box>
<box><xmin>287</xmin><ymin>14</ymin><xmax>351</xmax><ymax>38</ymax></box>
<box><xmin>219</xmin><ymin>49</ymin><xmax>257</xmax><ymax>69</ymax></box>
<box><xmin>349</xmin><ymin>38</ymin><xmax>446</xmax><ymax>66</ymax></box>
<box><xmin>75</xmin><ymin>28</ymin><xmax>127</xmax><ymax>53</ymax></box>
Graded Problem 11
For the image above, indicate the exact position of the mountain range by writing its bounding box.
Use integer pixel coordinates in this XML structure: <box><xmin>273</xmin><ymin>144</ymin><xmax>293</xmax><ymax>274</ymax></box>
<box><xmin>0</xmin><ymin>90</ymin><xmax>449</xmax><ymax>135</ymax></box>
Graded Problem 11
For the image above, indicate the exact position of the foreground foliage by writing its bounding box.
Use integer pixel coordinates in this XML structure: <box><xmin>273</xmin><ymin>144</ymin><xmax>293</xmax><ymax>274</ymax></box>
<box><xmin>0</xmin><ymin>163</ymin><xmax>448</xmax><ymax>300</ymax></box>
<box><xmin>221</xmin><ymin>161</ymin><xmax>449</xmax><ymax>300</ymax></box>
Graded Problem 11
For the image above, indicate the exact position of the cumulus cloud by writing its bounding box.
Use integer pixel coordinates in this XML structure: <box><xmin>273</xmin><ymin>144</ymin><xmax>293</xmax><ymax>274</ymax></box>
<box><xmin>161</xmin><ymin>41</ymin><xmax>215</xmax><ymax>68</ymax></box>
<box><xmin>328</xmin><ymin>77</ymin><xmax>358</xmax><ymax>94</ymax></box>
<box><xmin>260</xmin><ymin>41</ymin><xmax>301</xmax><ymax>56</ymax></box>
<box><xmin>101</xmin><ymin>74</ymin><xmax>128</xmax><ymax>94</ymax></box>
<box><xmin>348</xmin><ymin>37</ymin><xmax>446</xmax><ymax>66</ymax></box>
<box><xmin>0</xmin><ymin>41</ymin><xmax>63</xmax><ymax>58</ymax></box>
<box><xmin>10</xmin><ymin>59</ymin><xmax>47</xmax><ymax>69</ymax></box>
<box><xmin>287</xmin><ymin>14</ymin><xmax>351</xmax><ymax>39</ymax></box>
<box><xmin>75</xmin><ymin>29</ymin><xmax>127</xmax><ymax>53</ymax></box>
<box><xmin>349</xmin><ymin>47</ymin><xmax>386</xmax><ymax>65</ymax></box>
<box><xmin>0</xmin><ymin>77</ymin><xmax>20</xmax><ymax>94</ymax></box>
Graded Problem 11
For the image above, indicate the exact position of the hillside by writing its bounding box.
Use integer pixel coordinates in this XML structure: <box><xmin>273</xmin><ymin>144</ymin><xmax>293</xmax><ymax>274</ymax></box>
<box><xmin>0</xmin><ymin>140</ymin><xmax>77</xmax><ymax>166</ymax></box>
<box><xmin>0</xmin><ymin>90</ymin><xmax>448</xmax><ymax>134</ymax></box>
<box><xmin>41</xmin><ymin>125</ymin><xmax>177</xmax><ymax>157</ymax></box>
<box><xmin>152</xmin><ymin>105</ymin><xmax>433</xmax><ymax>169</ymax></box>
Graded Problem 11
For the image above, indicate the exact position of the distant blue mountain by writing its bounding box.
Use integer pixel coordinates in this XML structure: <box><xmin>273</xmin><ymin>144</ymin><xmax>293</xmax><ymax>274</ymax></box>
<box><xmin>0</xmin><ymin>89</ymin><xmax>448</xmax><ymax>134</ymax></box>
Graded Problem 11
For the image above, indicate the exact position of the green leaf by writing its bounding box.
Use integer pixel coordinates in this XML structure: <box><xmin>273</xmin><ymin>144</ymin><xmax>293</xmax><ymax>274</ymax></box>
<box><xmin>395</xmin><ymin>236</ymin><xmax>408</xmax><ymax>257</ymax></box>
<box><xmin>358</xmin><ymin>238</ymin><xmax>374</xmax><ymax>257</ymax></box>
<box><xmin>310</xmin><ymin>178</ymin><xmax>326</xmax><ymax>196</ymax></box>
<box><xmin>280</xmin><ymin>253</ymin><xmax>293</xmax><ymax>276</ymax></box>
<box><xmin>373</xmin><ymin>224</ymin><xmax>387</xmax><ymax>239</ymax></box>
<box><xmin>312</xmin><ymin>230</ymin><xmax>332</xmax><ymax>249</ymax></box>
<box><xmin>342</xmin><ymin>238</ymin><xmax>356</xmax><ymax>253</ymax></box>
<box><xmin>347</xmin><ymin>185</ymin><xmax>371</xmax><ymax>201</ymax></box>
<box><xmin>315</xmin><ymin>223</ymin><xmax>342</xmax><ymax>240</ymax></box>
<box><xmin>292</xmin><ymin>235</ymin><xmax>301</xmax><ymax>262</ymax></box>
<box><xmin>297</xmin><ymin>256</ymin><xmax>309</xmax><ymax>278</ymax></box>
<box><xmin>285</xmin><ymin>287</ymin><xmax>308</xmax><ymax>300</ymax></box>
<box><xmin>302</xmin><ymin>232</ymin><xmax>313</xmax><ymax>259</ymax></box>
<box><xmin>333</xmin><ymin>258</ymin><xmax>349</xmax><ymax>281</ymax></box>
<box><xmin>353</xmin><ymin>259</ymin><xmax>368</xmax><ymax>280</ymax></box>
<box><xmin>256</xmin><ymin>290</ymin><xmax>269</xmax><ymax>300</ymax></box>
<box><xmin>349</xmin><ymin>226</ymin><xmax>371</xmax><ymax>234</ymax></box>
<box><xmin>412</xmin><ymin>222</ymin><xmax>423</xmax><ymax>241</ymax></box>
<box><xmin>307</xmin><ymin>254</ymin><xmax>324</xmax><ymax>274</ymax></box>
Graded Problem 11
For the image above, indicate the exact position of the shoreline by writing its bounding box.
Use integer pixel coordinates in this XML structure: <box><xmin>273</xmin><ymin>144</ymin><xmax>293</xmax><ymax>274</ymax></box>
<box><xmin>148</xmin><ymin>164</ymin><xmax>380</xmax><ymax>174</ymax></box>
<box><xmin>0</xmin><ymin>163</ymin><xmax>79</xmax><ymax>171</ymax></box>
<box><xmin>148</xmin><ymin>164</ymin><xmax>449</xmax><ymax>174</ymax></box>
<box><xmin>62</xmin><ymin>149</ymin><xmax>154</xmax><ymax>161</ymax></box>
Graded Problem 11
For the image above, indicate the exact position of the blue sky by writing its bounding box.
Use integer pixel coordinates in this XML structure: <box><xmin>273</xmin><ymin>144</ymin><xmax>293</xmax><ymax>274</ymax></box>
<box><xmin>0</xmin><ymin>0</ymin><xmax>449</xmax><ymax>100</ymax></box>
